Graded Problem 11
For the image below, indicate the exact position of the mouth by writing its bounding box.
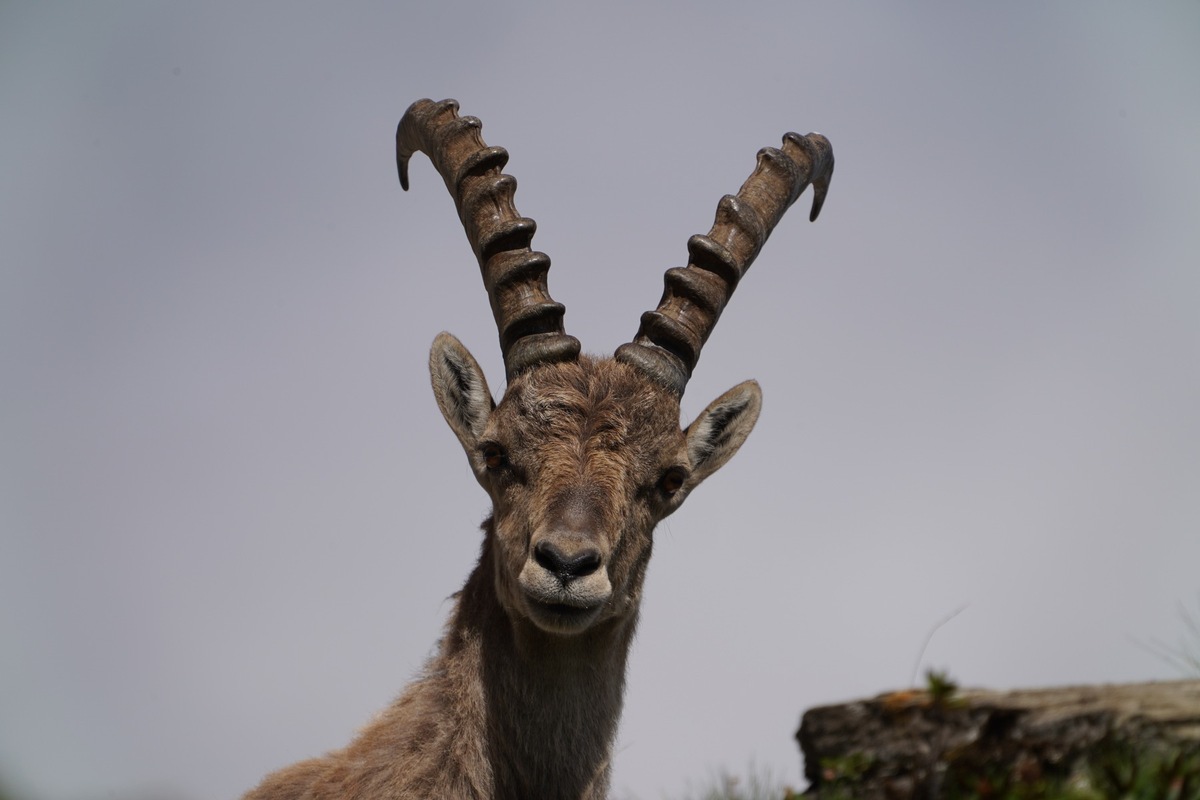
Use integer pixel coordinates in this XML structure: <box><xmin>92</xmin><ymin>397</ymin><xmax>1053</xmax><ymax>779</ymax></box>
<box><xmin>525</xmin><ymin>596</ymin><xmax>604</xmax><ymax>634</ymax></box>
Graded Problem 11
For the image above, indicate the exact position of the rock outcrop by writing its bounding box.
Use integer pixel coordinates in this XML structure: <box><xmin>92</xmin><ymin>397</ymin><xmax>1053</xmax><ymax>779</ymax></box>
<box><xmin>797</xmin><ymin>679</ymin><xmax>1200</xmax><ymax>798</ymax></box>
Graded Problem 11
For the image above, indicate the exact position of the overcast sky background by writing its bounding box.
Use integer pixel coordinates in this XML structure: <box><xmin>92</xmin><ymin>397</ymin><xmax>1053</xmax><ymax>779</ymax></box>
<box><xmin>2</xmin><ymin>3</ymin><xmax>1199</xmax><ymax>799</ymax></box>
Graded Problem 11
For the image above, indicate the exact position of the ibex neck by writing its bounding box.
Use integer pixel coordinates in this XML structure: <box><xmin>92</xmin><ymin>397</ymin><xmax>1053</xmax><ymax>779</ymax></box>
<box><xmin>449</xmin><ymin>536</ymin><xmax>637</xmax><ymax>799</ymax></box>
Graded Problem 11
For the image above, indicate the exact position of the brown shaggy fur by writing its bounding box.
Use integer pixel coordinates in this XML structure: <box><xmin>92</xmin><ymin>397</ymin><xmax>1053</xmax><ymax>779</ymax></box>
<box><xmin>242</xmin><ymin>343</ymin><xmax>760</xmax><ymax>800</ymax></box>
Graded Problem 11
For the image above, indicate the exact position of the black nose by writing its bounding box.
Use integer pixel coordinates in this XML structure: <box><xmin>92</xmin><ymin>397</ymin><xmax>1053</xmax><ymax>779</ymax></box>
<box><xmin>534</xmin><ymin>540</ymin><xmax>602</xmax><ymax>582</ymax></box>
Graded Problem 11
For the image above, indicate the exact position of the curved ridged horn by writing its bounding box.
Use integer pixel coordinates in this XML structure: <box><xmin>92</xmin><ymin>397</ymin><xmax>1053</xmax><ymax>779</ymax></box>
<box><xmin>615</xmin><ymin>132</ymin><xmax>834</xmax><ymax>395</ymax></box>
<box><xmin>397</xmin><ymin>99</ymin><xmax>581</xmax><ymax>380</ymax></box>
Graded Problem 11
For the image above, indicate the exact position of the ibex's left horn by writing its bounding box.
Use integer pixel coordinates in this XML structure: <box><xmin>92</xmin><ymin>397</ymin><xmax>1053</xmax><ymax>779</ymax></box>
<box><xmin>615</xmin><ymin>132</ymin><xmax>834</xmax><ymax>395</ymax></box>
<box><xmin>398</xmin><ymin>98</ymin><xmax>581</xmax><ymax>380</ymax></box>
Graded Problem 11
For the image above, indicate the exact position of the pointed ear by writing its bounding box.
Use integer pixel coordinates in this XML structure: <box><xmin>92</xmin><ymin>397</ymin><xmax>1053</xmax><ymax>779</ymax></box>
<box><xmin>684</xmin><ymin>380</ymin><xmax>762</xmax><ymax>486</ymax></box>
<box><xmin>429</xmin><ymin>332</ymin><xmax>495</xmax><ymax>453</ymax></box>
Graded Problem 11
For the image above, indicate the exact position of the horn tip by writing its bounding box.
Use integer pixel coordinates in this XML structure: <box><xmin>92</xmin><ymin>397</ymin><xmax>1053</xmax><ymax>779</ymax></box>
<box><xmin>809</xmin><ymin>178</ymin><xmax>830</xmax><ymax>222</ymax></box>
<box><xmin>399</xmin><ymin>157</ymin><xmax>411</xmax><ymax>191</ymax></box>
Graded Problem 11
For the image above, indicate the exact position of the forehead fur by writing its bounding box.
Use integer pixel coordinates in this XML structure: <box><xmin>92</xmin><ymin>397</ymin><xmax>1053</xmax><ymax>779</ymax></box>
<box><xmin>499</xmin><ymin>355</ymin><xmax>683</xmax><ymax>445</ymax></box>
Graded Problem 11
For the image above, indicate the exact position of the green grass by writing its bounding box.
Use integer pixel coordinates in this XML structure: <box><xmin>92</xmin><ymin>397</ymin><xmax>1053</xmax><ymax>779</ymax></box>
<box><xmin>661</xmin><ymin>763</ymin><xmax>797</xmax><ymax>800</ymax></box>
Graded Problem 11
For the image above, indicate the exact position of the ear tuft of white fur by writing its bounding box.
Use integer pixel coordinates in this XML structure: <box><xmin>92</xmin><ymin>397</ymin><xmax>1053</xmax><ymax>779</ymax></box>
<box><xmin>429</xmin><ymin>332</ymin><xmax>494</xmax><ymax>448</ymax></box>
<box><xmin>685</xmin><ymin>380</ymin><xmax>762</xmax><ymax>484</ymax></box>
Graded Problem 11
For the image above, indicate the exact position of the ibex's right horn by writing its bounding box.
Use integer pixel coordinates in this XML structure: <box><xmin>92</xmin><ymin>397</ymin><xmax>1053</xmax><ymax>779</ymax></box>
<box><xmin>615</xmin><ymin>132</ymin><xmax>834</xmax><ymax>395</ymax></box>
<box><xmin>398</xmin><ymin>99</ymin><xmax>581</xmax><ymax>381</ymax></box>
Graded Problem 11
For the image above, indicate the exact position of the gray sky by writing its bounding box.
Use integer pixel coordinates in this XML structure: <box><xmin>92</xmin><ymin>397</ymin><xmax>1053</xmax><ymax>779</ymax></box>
<box><xmin>2</xmin><ymin>3</ymin><xmax>1199</xmax><ymax>798</ymax></box>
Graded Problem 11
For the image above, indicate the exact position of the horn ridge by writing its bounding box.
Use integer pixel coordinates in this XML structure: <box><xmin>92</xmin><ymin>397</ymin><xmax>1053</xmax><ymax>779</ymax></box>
<box><xmin>663</xmin><ymin>266</ymin><xmax>726</xmax><ymax>315</ymax></box>
<box><xmin>397</xmin><ymin>98</ymin><xmax>580</xmax><ymax>380</ymax></box>
<box><xmin>686</xmin><ymin>232</ymin><xmax>743</xmax><ymax>288</ymax></box>
<box><xmin>474</xmin><ymin>214</ymin><xmax>535</xmax><ymax>264</ymax></box>
<box><xmin>488</xmin><ymin>249</ymin><xmax>552</xmax><ymax>292</ymax></box>
<box><xmin>454</xmin><ymin>146</ymin><xmax>510</xmax><ymax>191</ymax></box>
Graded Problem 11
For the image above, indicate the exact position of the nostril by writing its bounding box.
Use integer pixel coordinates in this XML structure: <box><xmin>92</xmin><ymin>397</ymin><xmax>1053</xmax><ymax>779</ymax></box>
<box><xmin>534</xmin><ymin>540</ymin><xmax>602</xmax><ymax>582</ymax></box>
<box><xmin>533</xmin><ymin>540</ymin><xmax>559</xmax><ymax>573</ymax></box>
<box><xmin>567</xmin><ymin>549</ymin><xmax>602</xmax><ymax>578</ymax></box>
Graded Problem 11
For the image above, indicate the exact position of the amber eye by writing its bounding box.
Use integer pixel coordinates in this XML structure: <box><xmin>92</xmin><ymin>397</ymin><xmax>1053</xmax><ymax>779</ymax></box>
<box><xmin>658</xmin><ymin>468</ymin><xmax>687</xmax><ymax>498</ymax></box>
<box><xmin>481</xmin><ymin>443</ymin><xmax>507</xmax><ymax>471</ymax></box>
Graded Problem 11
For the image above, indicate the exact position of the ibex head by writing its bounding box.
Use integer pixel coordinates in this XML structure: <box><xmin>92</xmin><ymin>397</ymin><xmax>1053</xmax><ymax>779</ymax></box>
<box><xmin>399</xmin><ymin>99</ymin><xmax>832</xmax><ymax>638</ymax></box>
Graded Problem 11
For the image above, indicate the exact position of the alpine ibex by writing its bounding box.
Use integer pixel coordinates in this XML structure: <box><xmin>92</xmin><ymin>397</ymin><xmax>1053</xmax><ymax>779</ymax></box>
<box><xmin>243</xmin><ymin>98</ymin><xmax>833</xmax><ymax>800</ymax></box>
